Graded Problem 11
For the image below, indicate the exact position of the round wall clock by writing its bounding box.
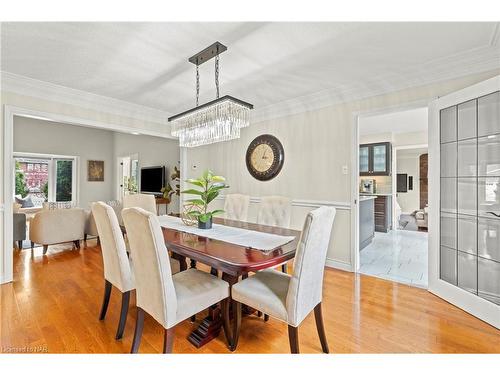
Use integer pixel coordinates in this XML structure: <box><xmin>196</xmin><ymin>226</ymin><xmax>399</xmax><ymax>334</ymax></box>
<box><xmin>246</xmin><ymin>134</ymin><xmax>284</xmax><ymax>181</ymax></box>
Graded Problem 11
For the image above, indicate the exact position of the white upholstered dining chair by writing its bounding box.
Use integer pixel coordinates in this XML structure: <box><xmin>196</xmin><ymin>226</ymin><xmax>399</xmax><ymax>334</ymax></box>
<box><xmin>257</xmin><ymin>196</ymin><xmax>292</xmax><ymax>273</ymax></box>
<box><xmin>257</xmin><ymin>195</ymin><xmax>292</xmax><ymax>227</ymax></box>
<box><xmin>123</xmin><ymin>193</ymin><xmax>157</xmax><ymax>215</ymax></box>
<box><xmin>122</xmin><ymin>207</ymin><xmax>232</xmax><ymax>353</ymax></box>
<box><xmin>231</xmin><ymin>206</ymin><xmax>336</xmax><ymax>353</ymax></box>
<box><xmin>224</xmin><ymin>193</ymin><xmax>250</xmax><ymax>221</ymax></box>
<box><xmin>91</xmin><ymin>201</ymin><xmax>135</xmax><ymax>340</ymax></box>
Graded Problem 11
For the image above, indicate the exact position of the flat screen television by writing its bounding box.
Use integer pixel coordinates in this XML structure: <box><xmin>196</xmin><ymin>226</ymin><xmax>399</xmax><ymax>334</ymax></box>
<box><xmin>140</xmin><ymin>166</ymin><xmax>165</xmax><ymax>195</ymax></box>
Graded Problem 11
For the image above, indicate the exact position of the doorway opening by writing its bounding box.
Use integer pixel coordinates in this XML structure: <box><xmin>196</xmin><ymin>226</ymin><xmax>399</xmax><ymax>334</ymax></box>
<box><xmin>355</xmin><ymin>106</ymin><xmax>429</xmax><ymax>288</ymax></box>
<box><xmin>117</xmin><ymin>153</ymin><xmax>139</xmax><ymax>200</ymax></box>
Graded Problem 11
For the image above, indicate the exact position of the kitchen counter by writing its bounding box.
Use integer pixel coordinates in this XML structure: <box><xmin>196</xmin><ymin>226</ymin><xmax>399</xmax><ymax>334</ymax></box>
<box><xmin>360</xmin><ymin>193</ymin><xmax>392</xmax><ymax>197</ymax></box>
<box><xmin>359</xmin><ymin>195</ymin><xmax>376</xmax><ymax>202</ymax></box>
<box><xmin>359</xmin><ymin>196</ymin><xmax>375</xmax><ymax>250</ymax></box>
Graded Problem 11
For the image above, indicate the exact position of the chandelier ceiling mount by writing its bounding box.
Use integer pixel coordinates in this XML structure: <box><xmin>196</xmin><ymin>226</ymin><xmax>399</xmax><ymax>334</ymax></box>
<box><xmin>168</xmin><ymin>41</ymin><xmax>253</xmax><ymax>148</ymax></box>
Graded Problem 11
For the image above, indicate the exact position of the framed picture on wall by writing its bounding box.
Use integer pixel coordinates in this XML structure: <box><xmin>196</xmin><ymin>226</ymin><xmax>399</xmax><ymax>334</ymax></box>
<box><xmin>397</xmin><ymin>173</ymin><xmax>407</xmax><ymax>193</ymax></box>
<box><xmin>88</xmin><ymin>160</ymin><xmax>104</xmax><ymax>181</ymax></box>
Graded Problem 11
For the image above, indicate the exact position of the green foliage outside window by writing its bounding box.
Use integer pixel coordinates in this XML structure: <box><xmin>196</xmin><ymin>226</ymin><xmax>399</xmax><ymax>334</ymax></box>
<box><xmin>15</xmin><ymin>161</ymin><xmax>29</xmax><ymax>198</ymax></box>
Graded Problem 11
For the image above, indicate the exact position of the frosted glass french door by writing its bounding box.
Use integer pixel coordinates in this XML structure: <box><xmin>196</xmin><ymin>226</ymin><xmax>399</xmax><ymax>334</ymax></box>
<box><xmin>429</xmin><ymin>76</ymin><xmax>500</xmax><ymax>329</ymax></box>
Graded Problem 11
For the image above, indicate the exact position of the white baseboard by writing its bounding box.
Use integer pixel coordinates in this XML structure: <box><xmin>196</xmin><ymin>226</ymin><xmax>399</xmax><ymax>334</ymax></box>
<box><xmin>325</xmin><ymin>258</ymin><xmax>353</xmax><ymax>272</ymax></box>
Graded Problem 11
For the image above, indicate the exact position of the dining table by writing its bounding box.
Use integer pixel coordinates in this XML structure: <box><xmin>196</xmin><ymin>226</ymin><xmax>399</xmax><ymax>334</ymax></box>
<box><xmin>161</xmin><ymin>217</ymin><xmax>301</xmax><ymax>348</ymax></box>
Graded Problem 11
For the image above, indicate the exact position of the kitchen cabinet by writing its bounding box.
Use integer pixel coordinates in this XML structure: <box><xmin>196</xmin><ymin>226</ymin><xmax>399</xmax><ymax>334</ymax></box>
<box><xmin>374</xmin><ymin>195</ymin><xmax>392</xmax><ymax>232</ymax></box>
<box><xmin>359</xmin><ymin>142</ymin><xmax>391</xmax><ymax>176</ymax></box>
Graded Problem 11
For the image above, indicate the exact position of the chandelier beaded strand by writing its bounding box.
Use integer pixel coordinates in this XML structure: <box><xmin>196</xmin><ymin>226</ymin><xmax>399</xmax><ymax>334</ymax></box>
<box><xmin>168</xmin><ymin>41</ymin><xmax>253</xmax><ymax>148</ymax></box>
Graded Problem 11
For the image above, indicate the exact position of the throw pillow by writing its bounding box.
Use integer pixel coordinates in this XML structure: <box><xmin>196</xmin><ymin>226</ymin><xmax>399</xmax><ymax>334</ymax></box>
<box><xmin>43</xmin><ymin>201</ymin><xmax>74</xmax><ymax>210</ymax></box>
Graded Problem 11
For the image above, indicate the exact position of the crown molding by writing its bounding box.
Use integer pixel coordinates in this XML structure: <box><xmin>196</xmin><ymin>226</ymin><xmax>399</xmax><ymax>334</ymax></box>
<box><xmin>0</xmin><ymin>71</ymin><xmax>172</xmax><ymax>126</ymax></box>
<box><xmin>2</xmin><ymin>39</ymin><xmax>499</xmax><ymax>129</ymax></box>
<box><xmin>250</xmin><ymin>44</ymin><xmax>500</xmax><ymax>124</ymax></box>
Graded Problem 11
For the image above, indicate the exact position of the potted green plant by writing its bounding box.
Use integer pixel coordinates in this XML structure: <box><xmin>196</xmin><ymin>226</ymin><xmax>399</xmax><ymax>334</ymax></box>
<box><xmin>182</xmin><ymin>170</ymin><xmax>229</xmax><ymax>229</ymax></box>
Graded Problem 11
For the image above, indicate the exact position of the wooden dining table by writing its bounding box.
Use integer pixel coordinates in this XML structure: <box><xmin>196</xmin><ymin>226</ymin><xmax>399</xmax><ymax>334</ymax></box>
<box><xmin>161</xmin><ymin>217</ymin><xmax>301</xmax><ymax>348</ymax></box>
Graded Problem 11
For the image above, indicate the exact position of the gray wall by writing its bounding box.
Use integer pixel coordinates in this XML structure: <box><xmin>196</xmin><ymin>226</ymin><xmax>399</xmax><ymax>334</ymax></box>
<box><xmin>13</xmin><ymin>116</ymin><xmax>115</xmax><ymax>208</ymax></box>
<box><xmin>13</xmin><ymin>117</ymin><xmax>180</xmax><ymax>212</ymax></box>
<box><xmin>113</xmin><ymin>132</ymin><xmax>180</xmax><ymax>213</ymax></box>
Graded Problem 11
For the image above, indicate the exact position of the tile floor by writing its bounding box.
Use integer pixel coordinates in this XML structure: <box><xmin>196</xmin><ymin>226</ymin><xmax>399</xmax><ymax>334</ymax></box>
<box><xmin>359</xmin><ymin>229</ymin><xmax>428</xmax><ymax>288</ymax></box>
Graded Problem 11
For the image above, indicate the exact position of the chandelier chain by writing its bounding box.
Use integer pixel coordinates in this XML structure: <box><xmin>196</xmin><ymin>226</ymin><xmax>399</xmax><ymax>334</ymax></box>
<box><xmin>196</xmin><ymin>65</ymin><xmax>200</xmax><ymax>107</ymax></box>
<box><xmin>215</xmin><ymin>54</ymin><xmax>220</xmax><ymax>99</ymax></box>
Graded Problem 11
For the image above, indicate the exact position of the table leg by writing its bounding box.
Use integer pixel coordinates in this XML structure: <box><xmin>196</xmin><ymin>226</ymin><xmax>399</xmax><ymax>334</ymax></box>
<box><xmin>187</xmin><ymin>272</ymin><xmax>239</xmax><ymax>348</ymax></box>
<box><xmin>172</xmin><ymin>253</ymin><xmax>187</xmax><ymax>271</ymax></box>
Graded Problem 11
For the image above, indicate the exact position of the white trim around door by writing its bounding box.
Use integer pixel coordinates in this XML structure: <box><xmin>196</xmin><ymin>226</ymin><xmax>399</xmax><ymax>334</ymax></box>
<box><xmin>1</xmin><ymin>105</ymin><xmax>175</xmax><ymax>284</ymax></box>
<box><xmin>428</xmin><ymin>75</ymin><xmax>500</xmax><ymax>329</ymax></box>
<box><xmin>350</xmin><ymin>99</ymin><xmax>431</xmax><ymax>273</ymax></box>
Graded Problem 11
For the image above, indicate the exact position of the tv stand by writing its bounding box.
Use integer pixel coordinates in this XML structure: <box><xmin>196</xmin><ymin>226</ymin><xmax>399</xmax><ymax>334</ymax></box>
<box><xmin>155</xmin><ymin>196</ymin><xmax>169</xmax><ymax>215</ymax></box>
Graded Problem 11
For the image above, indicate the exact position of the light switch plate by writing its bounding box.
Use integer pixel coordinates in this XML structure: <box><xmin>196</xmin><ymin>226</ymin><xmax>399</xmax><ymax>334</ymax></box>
<box><xmin>342</xmin><ymin>165</ymin><xmax>348</xmax><ymax>175</ymax></box>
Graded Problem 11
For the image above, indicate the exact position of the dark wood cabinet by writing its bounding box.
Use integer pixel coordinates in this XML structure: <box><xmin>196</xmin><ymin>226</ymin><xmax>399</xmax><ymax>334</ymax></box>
<box><xmin>359</xmin><ymin>142</ymin><xmax>391</xmax><ymax>176</ymax></box>
<box><xmin>374</xmin><ymin>195</ymin><xmax>392</xmax><ymax>232</ymax></box>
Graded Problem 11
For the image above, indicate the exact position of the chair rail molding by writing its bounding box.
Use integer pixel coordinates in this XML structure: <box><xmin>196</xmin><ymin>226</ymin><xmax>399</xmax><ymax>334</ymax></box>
<box><xmin>214</xmin><ymin>195</ymin><xmax>351</xmax><ymax>211</ymax></box>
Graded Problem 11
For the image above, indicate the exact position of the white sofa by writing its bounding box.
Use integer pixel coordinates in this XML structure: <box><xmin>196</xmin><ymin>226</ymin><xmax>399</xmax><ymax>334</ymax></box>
<box><xmin>30</xmin><ymin>208</ymin><xmax>86</xmax><ymax>254</ymax></box>
<box><xmin>84</xmin><ymin>200</ymin><xmax>123</xmax><ymax>241</ymax></box>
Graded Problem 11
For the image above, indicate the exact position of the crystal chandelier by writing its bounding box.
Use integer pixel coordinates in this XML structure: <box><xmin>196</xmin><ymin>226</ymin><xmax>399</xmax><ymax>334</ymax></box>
<box><xmin>168</xmin><ymin>42</ymin><xmax>253</xmax><ymax>148</ymax></box>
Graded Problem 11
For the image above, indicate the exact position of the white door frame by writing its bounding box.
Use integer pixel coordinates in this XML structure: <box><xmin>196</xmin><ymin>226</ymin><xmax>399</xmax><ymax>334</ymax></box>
<box><xmin>351</xmin><ymin>100</ymin><xmax>430</xmax><ymax>272</ymax></box>
<box><xmin>428</xmin><ymin>75</ymin><xmax>500</xmax><ymax>328</ymax></box>
<box><xmin>1</xmin><ymin>105</ymin><xmax>173</xmax><ymax>284</ymax></box>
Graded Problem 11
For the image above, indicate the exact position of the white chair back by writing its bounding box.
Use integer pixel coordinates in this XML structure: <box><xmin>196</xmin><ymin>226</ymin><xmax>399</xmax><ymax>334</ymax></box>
<box><xmin>123</xmin><ymin>193</ymin><xmax>157</xmax><ymax>215</ymax></box>
<box><xmin>122</xmin><ymin>207</ymin><xmax>177</xmax><ymax>329</ymax></box>
<box><xmin>91</xmin><ymin>202</ymin><xmax>133</xmax><ymax>292</ymax></box>
<box><xmin>224</xmin><ymin>194</ymin><xmax>250</xmax><ymax>221</ymax></box>
<box><xmin>286</xmin><ymin>206</ymin><xmax>336</xmax><ymax>326</ymax></box>
<box><xmin>257</xmin><ymin>196</ymin><xmax>292</xmax><ymax>228</ymax></box>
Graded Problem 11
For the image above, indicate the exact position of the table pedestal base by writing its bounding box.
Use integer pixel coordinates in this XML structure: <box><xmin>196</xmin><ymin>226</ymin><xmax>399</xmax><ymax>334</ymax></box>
<box><xmin>188</xmin><ymin>306</ymin><xmax>222</xmax><ymax>348</ymax></box>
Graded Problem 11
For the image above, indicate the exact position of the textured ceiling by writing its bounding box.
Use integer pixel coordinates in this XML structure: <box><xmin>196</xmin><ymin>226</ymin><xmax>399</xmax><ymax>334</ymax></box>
<box><xmin>1</xmin><ymin>22</ymin><xmax>499</xmax><ymax>114</ymax></box>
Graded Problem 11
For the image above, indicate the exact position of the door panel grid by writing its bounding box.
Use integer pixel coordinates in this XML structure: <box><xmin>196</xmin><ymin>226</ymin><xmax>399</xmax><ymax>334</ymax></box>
<box><xmin>439</xmin><ymin>91</ymin><xmax>500</xmax><ymax>306</ymax></box>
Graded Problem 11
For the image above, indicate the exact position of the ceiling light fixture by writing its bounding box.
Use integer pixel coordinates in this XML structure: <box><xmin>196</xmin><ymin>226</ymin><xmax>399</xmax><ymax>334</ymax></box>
<box><xmin>168</xmin><ymin>42</ymin><xmax>253</xmax><ymax>148</ymax></box>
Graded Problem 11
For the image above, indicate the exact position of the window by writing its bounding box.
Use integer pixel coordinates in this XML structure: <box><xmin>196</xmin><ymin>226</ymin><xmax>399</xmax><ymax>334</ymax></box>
<box><xmin>14</xmin><ymin>154</ymin><xmax>78</xmax><ymax>205</ymax></box>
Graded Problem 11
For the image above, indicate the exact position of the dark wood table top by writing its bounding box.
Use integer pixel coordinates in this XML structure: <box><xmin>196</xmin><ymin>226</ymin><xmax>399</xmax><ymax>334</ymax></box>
<box><xmin>161</xmin><ymin>217</ymin><xmax>301</xmax><ymax>276</ymax></box>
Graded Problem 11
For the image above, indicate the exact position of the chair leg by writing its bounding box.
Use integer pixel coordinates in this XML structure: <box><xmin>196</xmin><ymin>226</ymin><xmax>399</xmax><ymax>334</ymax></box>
<box><xmin>99</xmin><ymin>280</ymin><xmax>112</xmax><ymax>320</ymax></box>
<box><xmin>257</xmin><ymin>311</ymin><xmax>262</xmax><ymax>317</ymax></box>
<box><xmin>221</xmin><ymin>298</ymin><xmax>233</xmax><ymax>348</ymax></box>
<box><xmin>230</xmin><ymin>301</ymin><xmax>242</xmax><ymax>351</ymax></box>
<box><xmin>314</xmin><ymin>302</ymin><xmax>329</xmax><ymax>353</ymax></box>
<box><xmin>163</xmin><ymin>326</ymin><xmax>176</xmax><ymax>353</ymax></box>
<box><xmin>264</xmin><ymin>314</ymin><xmax>269</xmax><ymax>322</ymax></box>
<box><xmin>281</xmin><ymin>263</ymin><xmax>288</xmax><ymax>274</ymax></box>
<box><xmin>73</xmin><ymin>240</ymin><xmax>80</xmax><ymax>249</ymax></box>
<box><xmin>17</xmin><ymin>240</ymin><xmax>23</xmax><ymax>250</ymax></box>
<box><xmin>288</xmin><ymin>325</ymin><xmax>300</xmax><ymax>354</ymax></box>
<box><xmin>42</xmin><ymin>245</ymin><xmax>48</xmax><ymax>254</ymax></box>
<box><xmin>31</xmin><ymin>241</ymin><xmax>34</xmax><ymax>250</ymax></box>
<box><xmin>84</xmin><ymin>233</ymin><xmax>88</xmax><ymax>241</ymax></box>
<box><xmin>130</xmin><ymin>307</ymin><xmax>145</xmax><ymax>353</ymax></box>
<box><xmin>190</xmin><ymin>315</ymin><xmax>196</xmax><ymax>322</ymax></box>
<box><xmin>115</xmin><ymin>291</ymin><xmax>130</xmax><ymax>340</ymax></box>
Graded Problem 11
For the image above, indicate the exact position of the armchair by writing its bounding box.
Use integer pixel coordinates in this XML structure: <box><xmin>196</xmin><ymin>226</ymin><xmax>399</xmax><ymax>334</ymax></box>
<box><xmin>13</xmin><ymin>212</ymin><xmax>27</xmax><ymax>249</ymax></box>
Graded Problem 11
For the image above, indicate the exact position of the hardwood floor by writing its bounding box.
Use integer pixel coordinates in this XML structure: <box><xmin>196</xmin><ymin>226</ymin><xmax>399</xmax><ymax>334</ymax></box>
<box><xmin>1</xmin><ymin>239</ymin><xmax>499</xmax><ymax>353</ymax></box>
